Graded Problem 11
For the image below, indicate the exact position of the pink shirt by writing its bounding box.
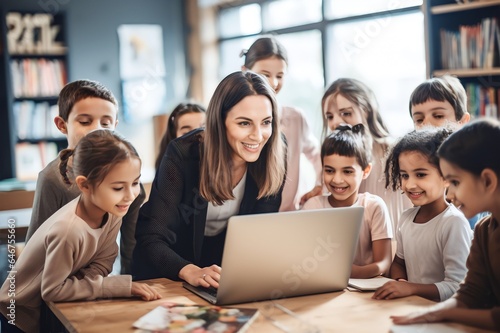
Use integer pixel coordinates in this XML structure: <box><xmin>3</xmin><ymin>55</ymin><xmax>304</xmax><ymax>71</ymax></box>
<box><xmin>302</xmin><ymin>192</ymin><xmax>393</xmax><ymax>265</ymax></box>
<box><xmin>279</xmin><ymin>105</ymin><xmax>322</xmax><ymax>211</ymax></box>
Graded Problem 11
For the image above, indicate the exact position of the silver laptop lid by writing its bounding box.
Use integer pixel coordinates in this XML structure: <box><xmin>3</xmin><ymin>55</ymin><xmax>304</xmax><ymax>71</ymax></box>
<box><xmin>216</xmin><ymin>207</ymin><xmax>364</xmax><ymax>305</ymax></box>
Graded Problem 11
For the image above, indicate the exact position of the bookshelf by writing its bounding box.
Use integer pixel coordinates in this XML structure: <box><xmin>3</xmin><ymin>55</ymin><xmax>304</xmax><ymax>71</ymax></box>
<box><xmin>424</xmin><ymin>0</ymin><xmax>500</xmax><ymax>119</ymax></box>
<box><xmin>0</xmin><ymin>11</ymin><xmax>68</xmax><ymax>181</ymax></box>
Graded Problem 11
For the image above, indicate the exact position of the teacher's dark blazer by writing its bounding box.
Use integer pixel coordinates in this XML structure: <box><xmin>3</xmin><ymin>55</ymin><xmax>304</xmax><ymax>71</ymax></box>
<box><xmin>132</xmin><ymin>129</ymin><xmax>283</xmax><ymax>280</ymax></box>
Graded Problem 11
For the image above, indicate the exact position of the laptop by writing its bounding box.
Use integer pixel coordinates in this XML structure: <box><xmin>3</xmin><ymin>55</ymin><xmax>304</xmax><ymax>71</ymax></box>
<box><xmin>183</xmin><ymin>206</ymin><xmax>364</xmax><ymax>305</ymax></box>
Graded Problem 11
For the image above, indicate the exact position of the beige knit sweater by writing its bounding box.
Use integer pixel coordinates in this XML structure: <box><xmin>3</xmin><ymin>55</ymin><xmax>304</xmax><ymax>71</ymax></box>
<box><xmin>0</xmin><ymin>197</ymin><xmax>131</xmax><ymax>333</ymax></box>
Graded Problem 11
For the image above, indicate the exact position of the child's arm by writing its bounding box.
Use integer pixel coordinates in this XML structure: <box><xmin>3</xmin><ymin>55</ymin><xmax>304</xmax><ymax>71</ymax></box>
<box><xmin>392</xmin><ymin>298</ymin><xmax>499</xmax><ymax>331</ymax></box>
<box><xmin>74</xmin><ymin>221</ymin><xmax>122</xmax><ymax>279</ymax></box>
<box><xmin>300</xmin><ymin>186</ymin><xmax>323</xmax><ymax>207</ymax></box>
<box><xmin>41</xmin><ymin>220</ymin><xmax>136</xmax><ymax>302</ymax></box>
<box><xmin>351</xmin><ymin>197</ymin><xmax>393</xmax><ymax>278</ymax></box>
<box><xmin>393</xmin><ymin>307</ymin><xmax>498</xmax><ymax>330</ymax></box>
<box><xmin>351</xmin><ymin>238</ymin><xmax>392</xmax><ymax>278</ymax></box>
<box><xmin>432</xmin><ymin>217</ymin><xmax>472</xmax><ymax>301</ymax></box>
<box><xmin>373</xmin><ymin>256</ymin><xmax>440</xmax><ymax>301</ymax></box>
<box><xmin>392</xmin><ymin>219</ymin><xmax>500</xmax><ymax>331</ymax></box>
<box><xmin>389</xmin><ymin>255</ymin><xmax>407</xmax><ymax>280</ymax></box>
<box><xmin>131</xmin><ymin>282</ymin><xmax>162</xmax><ymax>301</ymax></box>
<box><xmin>74</xmin><ymin>247</ymin><xmax>116</xmax><ymax>279</ymax></box>
<box><xmin>300</xmin><ymin>196</ymin><xmax>322</xmax><ymax>211</ymax></box>
<box><xmin>374</xmin><ymin>280</ymin><xmax>440</xmax><ymax>301</ymax></box>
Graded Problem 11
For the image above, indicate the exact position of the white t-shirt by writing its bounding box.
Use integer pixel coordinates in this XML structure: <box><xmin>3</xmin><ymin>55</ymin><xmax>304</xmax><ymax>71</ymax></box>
<box><xmin>396</xmin><ymin>204</ymin><xmax>473</xmax><ymax>301</ymax></box>
<box><xmin>205</xmin><ymin>172</ymin><xmax>247</xmax><ymax>236</ymax></box>
<box><xmin>302</xmin><ymin>192</ymin><xmax>393</xmax><ymax>266</ymax></box>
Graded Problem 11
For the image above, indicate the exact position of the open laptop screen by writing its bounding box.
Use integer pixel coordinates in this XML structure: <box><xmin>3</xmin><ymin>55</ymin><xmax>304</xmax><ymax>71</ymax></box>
<box><xmin>185</xmin><ymin>207</ymin><xmax>364</xmax><ymax>305</ymax></box>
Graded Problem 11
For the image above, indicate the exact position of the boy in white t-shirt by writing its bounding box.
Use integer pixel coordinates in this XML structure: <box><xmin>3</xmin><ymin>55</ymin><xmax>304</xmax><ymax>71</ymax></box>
<box><xmin>302</xmin><ymin>124</ymin><xmax>393</xmax><ymax>278</ymax></box>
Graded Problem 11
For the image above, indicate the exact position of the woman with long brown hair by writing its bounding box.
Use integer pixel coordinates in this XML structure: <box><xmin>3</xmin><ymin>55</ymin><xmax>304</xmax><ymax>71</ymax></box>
<box><xmin>133</xmin><ymin>71</ymin><xmax>286</xmax><ymax>288</ymax></box>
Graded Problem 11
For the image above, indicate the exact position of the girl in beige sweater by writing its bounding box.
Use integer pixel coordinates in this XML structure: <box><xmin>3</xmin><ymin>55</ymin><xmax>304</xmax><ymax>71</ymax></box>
<box><xmin>0</xmin><ymin>130</ymin><xmax>160</xmax><ymax>333</ymax></box>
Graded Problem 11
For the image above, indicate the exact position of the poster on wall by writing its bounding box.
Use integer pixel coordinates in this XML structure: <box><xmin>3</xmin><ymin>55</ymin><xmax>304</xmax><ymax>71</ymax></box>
<box><xmin>117</xmin><ymin>24</ymin><xmax>167</xmax><ymax>122</ymax></box>
<box><xmin>121</xmin><ymin>78</ymin><xmax>167</xmax><ymax>123</ymax></box>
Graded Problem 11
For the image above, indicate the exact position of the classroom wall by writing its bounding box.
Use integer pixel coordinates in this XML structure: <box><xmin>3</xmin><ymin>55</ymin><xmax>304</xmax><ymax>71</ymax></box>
<box><xmin>1</xmin><ymin>0</ymin><xmax>188</xmax><ymax>179</ymax></box>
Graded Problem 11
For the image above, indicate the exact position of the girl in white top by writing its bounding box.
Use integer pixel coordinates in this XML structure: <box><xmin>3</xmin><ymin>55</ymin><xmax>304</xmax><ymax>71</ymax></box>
<box><xmin>0</xmin><ymin>130</ymin><xmax>160</xmax><ymax>333</ymax></box>
<box><xmin>302</xmin><ymin>124</ymin><xmax>393</xmax><ymax>278</ymax></box>
<box><xmin>391</xmin><ymin>118</ymin><xmax>500</xmax><ymax>331</ymax></box>
<box><xmin>241</xmin><ymin>36</ymin><xmax>322</xmax><ymax>211</ymax></box>
<box><xmin>373</xmin><ymin>127</ymin><xmax>472</xmax><ymax>302</ymax></box>
<box><xmin>318</xmin><ymin>78</ymin><xmax>413</xmax><ymax>229</ymax></box>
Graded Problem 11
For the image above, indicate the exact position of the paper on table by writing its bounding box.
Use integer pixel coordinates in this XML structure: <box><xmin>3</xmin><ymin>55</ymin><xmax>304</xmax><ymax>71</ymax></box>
<box><xmin>348</xmin><ymin>276</ymin><xmax>394</xmax><ymax>291</ymax></box>
<box><xmin>391</xmin><ymin>323</ymin><xmax>467</xmax><ymax>333</ymax></box>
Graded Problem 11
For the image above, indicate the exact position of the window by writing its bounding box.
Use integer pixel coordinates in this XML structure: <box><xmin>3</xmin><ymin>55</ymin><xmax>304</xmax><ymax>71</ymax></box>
<box><xmin>326</xmin><ymin>11</ymin><xmax>426</xmax><ymax>136</ymax></box>
<box><xmin>216</xmin><ymin>0</ymin><xmax>425</xmax><ymax>138</ymax></box>
<box><xmin>218</xmin><ymin>4</ymin><xmax>261</xmax><ymax>38</ymax></box>
<box><xmin>324</xmin><ymin>0</ymin><xmax>422</xmax><ymax>19</ymax></box>
<box><xmin>263</xmin><ymin>0</ymin><xmax>322</xmax><ymax>30</ymax></box>
<box><xmin>273</xmin><ymin>30</ymin><xmax>324</xmax><ymax>136</ymax></box>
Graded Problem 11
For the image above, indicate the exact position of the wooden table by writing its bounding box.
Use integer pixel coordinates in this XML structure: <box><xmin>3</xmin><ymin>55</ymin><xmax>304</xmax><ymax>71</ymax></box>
<box><xmin>48</xmin><ymin>278</ymin><xmax>492</xmax><ymax>333</ymax></box>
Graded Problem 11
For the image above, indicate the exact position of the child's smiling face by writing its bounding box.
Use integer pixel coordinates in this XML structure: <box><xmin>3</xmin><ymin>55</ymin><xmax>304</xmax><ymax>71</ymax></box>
<box><xmin>323</xmin><ymin>153</ymin><xmax>370</xmax><ymax>207</ymax></box>
<box><xmin>399</xmin><ymin>151</ymin><xmax>446</xmax><ymax>207</ymax></box>
<box><xmin>440</xmin><ymin>158</ymin><xmax>485</xmax><ymax>219</ymax></box>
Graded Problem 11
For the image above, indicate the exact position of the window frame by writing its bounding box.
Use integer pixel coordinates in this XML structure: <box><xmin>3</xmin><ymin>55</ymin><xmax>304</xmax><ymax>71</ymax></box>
<box><xmin>216</xmin><ymin>0</ymin><xmax>422</xmax><ymax>87</ymax></box>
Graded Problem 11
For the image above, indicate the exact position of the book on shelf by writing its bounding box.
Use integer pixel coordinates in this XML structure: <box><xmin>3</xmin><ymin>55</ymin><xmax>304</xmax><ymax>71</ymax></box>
<box><xmin>10</xmin><ymin>58</ymin><xmax>67</xmax><ymax>98</ymax></box>
<box><xmin>13</xmin><ymin>100</ymin><xmax>64</xmax><ymax>140</ymax></box>
<box><xmin>132</xmin><ymin>302</ymin><xmax>259</xmax><ymax>333</ymax></box>
<box><xmin>465</xmin><ymin>83</ymin><xmax>499</xmax><ymax>119</ymax></box>
<box><xmin>440</xmin><ymin>17</ymin><xmax>499</xmax><ymax>70</ymax></box>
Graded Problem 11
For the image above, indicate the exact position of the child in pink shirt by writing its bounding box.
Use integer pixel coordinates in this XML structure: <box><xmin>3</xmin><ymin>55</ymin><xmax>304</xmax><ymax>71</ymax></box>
<box><xmin>303</xmin><ymin>124</ymin><xmax>393</xmax><ymax>278</ymax></box>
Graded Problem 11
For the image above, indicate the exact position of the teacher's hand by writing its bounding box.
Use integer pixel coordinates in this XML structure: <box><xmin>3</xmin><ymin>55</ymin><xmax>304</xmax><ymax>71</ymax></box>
<box><xmin>179</xmin><ymin>264</ymin><xmax>222</xmax><ymax>288</ymax></box>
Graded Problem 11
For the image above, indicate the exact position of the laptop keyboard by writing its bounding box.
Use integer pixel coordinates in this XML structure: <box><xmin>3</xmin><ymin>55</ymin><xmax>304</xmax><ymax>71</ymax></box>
<box><xmin>200</xmin><ymin>286</ymin><xmax>218</xmax><ymax>297</ymax></box>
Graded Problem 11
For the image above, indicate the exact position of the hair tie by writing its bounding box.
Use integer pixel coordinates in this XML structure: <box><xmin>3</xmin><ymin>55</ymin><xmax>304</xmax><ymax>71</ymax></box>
<box><xmin>334</xmin><ymin>123</ymin><xmax>364</xmax><ymax>134</ymax></box>
<box><xmin>239</xmin><ymin>49</ymin><xmax>248</xmax><ymax>58</ymax></box>
<box><xmin>352</xmin><ymin>123</ymin><xmax>364</xmax><ymax>133</ymax></box>
<box><xmin>335</xmin><ymin>124</ymin><xmax>352</xmax><ymax>132</ymax></box>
